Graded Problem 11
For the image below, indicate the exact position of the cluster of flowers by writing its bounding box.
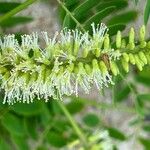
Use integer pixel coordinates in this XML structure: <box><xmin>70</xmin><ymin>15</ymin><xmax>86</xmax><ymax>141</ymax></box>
<box><xmin>0</xmin><ymin>23</ymin><xmax>150</xmax><ymax>104</ymax></box>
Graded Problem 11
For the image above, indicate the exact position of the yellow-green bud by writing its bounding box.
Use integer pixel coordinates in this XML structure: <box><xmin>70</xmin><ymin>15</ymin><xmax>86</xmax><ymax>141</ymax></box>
<box><xmin>122</xmin><ymin>53</ymin><xmax>129</xmax><ymax>62</ymax></box>
<box><xmin>104</xmin><ymin>34</ymin><xmax>110</xmax><ymax>49</ymax></box>
<box><xmin>145</xmin><ymin>53</ymin><xmax>150</xmax><ymax>64</ymax></box>
<box><xmin>85</xmin><ymin>64</ymin><xmax>92</xmax><ymax>75</ymax></box>
<box><xmin>147</xmin><ymin>41</ymin><xmax>150</xmax><ymax>49</ymax></box>
<box><xmin>110</xmin><ymin>61</ymin><xmax>119</xmax><ymax>76</ymax></box>
<box><xmin>67</xmin><ymin>63</ymin><xmax>74</xmax><ymax>72</ymax></box>
<box><xmin>139</xmin><ymin>25</ymin><xmax>146</xmax><ymax>42</ymax></box>
<box><xmin>122</xmin><ymin>59</ymin><xmax>129</xmax><ymax>72</ymax></box>
<box><xmin>134</xmin><ymin>55</ymin><xmax>143</xmax><ymax>71</ymax></box>
<box><xmin>116</xmin><ymin>31</ymin><xmax>121</xmax><ymax>48</ymax></box>
<box><xmin>82</xmin><ymin>49</ymin><xmax>89</xmax><ymax>58</ymax></box>
<box><xmin>99</xmin><ymin>61</ymin><xmax>107</xmax><ymax>74</ymax></box>
<box><xmin>138</xmin><ymin>51</ymin><xmax>147</xmax><ymax>64</ymax></box>
<box><xmin>129</xmin><ymin>53</ymin><xmax>135</xmax><ymax>65</ymax></box>
<box><xmin>3</xmin><ymin>72</ymin><xmax>10</xmax><ymax>81</ymax></box>
<box><xmin>0</xmin><ymin>67</ymin><xmax>7</xmax><ymax>74</ymax></box>
<box><xmin>129</xmin><ymin>27</ymin><xmax>135</xmax><ymax>44</ymax></box>
<box><xmin>95</xmin><ymin>48</ymin><xmax>100</xmax><ymax>57</ymax></box>
<box><xmin>140</xmin><ymin>41</ymin><xmax>147</xmax><ymax>48</ymax></box>
<box><xmin>121</xmin><ymin>39</ymin><xmax>126</xmax><ymax>49</ymax></box>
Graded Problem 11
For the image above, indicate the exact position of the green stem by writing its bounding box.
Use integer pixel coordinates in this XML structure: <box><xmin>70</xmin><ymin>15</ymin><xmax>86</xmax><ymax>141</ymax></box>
<box><xmin>56</xmin><ymin>0</ymin><xmax>86</xmax><ymax>32</ymax></box>
<box><xmin>56</xmin><ymin>100</ymin><xmax>88</xmax><ymax>149</ymax></box>
<box><xmin>0</xmin><ymin>0</ymin><xmax>37</xmax><ymax>23</ymax></box>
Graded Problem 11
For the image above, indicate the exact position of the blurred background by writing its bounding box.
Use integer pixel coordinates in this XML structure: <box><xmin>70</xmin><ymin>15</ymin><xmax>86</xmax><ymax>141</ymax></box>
<box><xmin>0</xmin><ymin>0</ymin><xmax>150</xmax><ymax>150</ymax></box>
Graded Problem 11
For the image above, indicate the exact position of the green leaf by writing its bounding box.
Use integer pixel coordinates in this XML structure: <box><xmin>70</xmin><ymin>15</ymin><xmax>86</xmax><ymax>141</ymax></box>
<box><xmin>144</xmin><ymin>0</ymin><xmax>150</xmax><ymax>25</ymax></box>
<box><xmin>83</xmin><ymin>113</ymin><xmax>100</xmax><ymax>127</ymax></box>
<box><xmin>107</xmin><ymin>127</ymin><xmax>126</xmax><ymax>141</ymax></box>
<box><xmin>108</xmin><ymin>24</ymin><xmax>126</xmax><ymax>36</ymax></box>
<box><xmin>139</xmin><ymin>138</ymin><xmax>150</xmax><ymax>150</ymax></box>
<box><xmin>84</xmin><ymin>6</ymin><xmax>116</xmax><ymax>31</ymax></box>
<box><xmin>96</xmin><ymin>0</ymin><xmax>128</xmax><ymax>11</ymax></box>
<box><xmin>11</xmin><ymin>101</ymin><xmax>43</xmax><ymax>116</ymax></box>
<box><xmin>0</xmin><ymin>16</ymin><xmax>33</xmax><ymax>27</ymax></box>
<box><xmin>66</xmin><ymin>100</ymin><xmax>84</xmax><ymax>114</ymax></box>
<box><xmin>1</xmin><ymin>113</ymin><xmax>26</xmax><ymax>137</ymax></box>
<box><xmin>107</xmin><ymin>11</ymin><xmax>138</xmax><ymax>25</ymax></box>
<box><xmin>0</xmin><ymin>139</ymin><xmax>11</xmax><ymax>150</ymax></box>
<box><xmin>63</xmin><ymin>0</ymin><xmax>101</xmax><ymax>28</ymax></box>
<box><xmin>0</xmin><ymin>2</ymin><xmax>21</xmax><ymax>13</ymax></box>
<box><xmin>24</xmin><ymin>118</ymin><xmax>38</xmax><ymax>140</ymax></box>
<box><xmin>11</xmin><ymin>135</ymin><xmax>29</xmax><ymax>150</ymax></box>
<box><xmin>47</xmin><ymin>131</ymin><xmax>67</xmax><ymax>147</ymax></box>
<box><xmin>143</xmin><ymin>125</ymin><xmax>150</xmax><ymax>132</ymax></box>
<box><xmin>114</xmin><ymin>85</ymin><xmax>131</xmax><ymax>102</ymax></box>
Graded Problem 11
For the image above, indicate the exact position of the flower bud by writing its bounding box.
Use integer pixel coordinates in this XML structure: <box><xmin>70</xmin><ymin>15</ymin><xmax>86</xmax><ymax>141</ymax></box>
<box><xmin>104</xmin><ymin>34</ymin><xmax>110</xmax><ymax>49</ymax></box>
<box><xmin>138</xmin><ymin>51</ymin><xmax>147</xmax><ymax>64</ymax></box>
<box><xmin>122</xmin><ymin>53</ymin><xmax>129</xmax><ymax>62</ymax></box>
<box><xmin>129</xmin><ymin>53</ymin><xmax>135</xmax><ymax>65</ymax></box>
<box><xmin>134</xmin><ymin>55</ymin><xmax>143</xmax><ymax>71</ymax></box>
<box><xmin>0</xmin><ymin>67</ymin><xmax>7</xmax><ymax>74</ymax></box>
<box><xmin>121</xmin><ymin>39</ymin><xmax>126</xmax><ymax>49</ymax></box>
<box><xmin>139</xmin><ymin>25</ymin><xmax>146</xmax><ymax>42</ymax></box>
<box><xmin>95</xmin><ymin>48</ymin><xmax>100</xmax><ymax>57</ymax></box>
<box><xmin>145</xmin><ymin>53</ymin><xmax>150</xmax><ymax>64</ymax></box>
<box><xmin>85</xmin><ymin>64</ymin><xmax>92</xmax><ymax>75</ymax></box>
<box><xmin>110</xmin><ymin>61</ymin><xmax>119</xmax><ymax>76</ymax></box>
<box><xmin>3</xmin><ymin>72</ymin><xmax>10</xmax><ymax>81</ymax></box>
<box><xmin>67</xmin><ymin>63</ymin><xmax>74</xmax><ymax>72</ymax></box>
<box><xmin>140</xmin><ymin>41</ymin><xmax>147</xmax><ymax>48</ymax></box>
<box><xmin>116</xmin><ymin>31</ymin><xmax>121</xmax><ymax>48</ymax></box>
<box><xmin>82</xmin><ymin>49</ymin><xmax>89</xmax><ymax>58</ymax></box>
<box><xmin>129</xmin><ymin>27</ymin><xmax>135</xmax><ymax>44</ymax></box>
<box><xmin>147</xmin><ymin>41</ymin><xmax>150</xmax><ymax>49</ymax></box>
<box><xmin>92</xmin><ymin>59</ymin><xmax>99</xmax><ymax>69</ymax></box>
<box><xmin>99</xmin><ymin>61</ymin><xmax>107</xmax><ymax>74</ymax></box>
<box><xmin>121</xmin><ymin>59</ymin><xmax>129</xmax><ymax>72</ymax></box>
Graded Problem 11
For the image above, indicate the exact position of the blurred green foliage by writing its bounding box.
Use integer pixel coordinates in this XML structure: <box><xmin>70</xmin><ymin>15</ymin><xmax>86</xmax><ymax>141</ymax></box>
<box><xmin>0</xmin><ymin>0</ymin><xmax>150</xmax><ymax>149</ymax></box>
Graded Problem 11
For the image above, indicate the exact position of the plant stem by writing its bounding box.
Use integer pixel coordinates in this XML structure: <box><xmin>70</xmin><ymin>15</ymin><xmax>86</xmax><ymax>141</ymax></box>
<box><xmin>56</xmin><ymin>0</ymin><xmax>86</xmax><ymax>32</ymax></box>
<box><xmin>0</xmin><ymin>0</ymin><xmax>37</xmax><ymax>23</ymax></box>
<box><xmin>56</xmin><ymin>100</ymin><xmax>88</xmax><ymax>149</ymax></box>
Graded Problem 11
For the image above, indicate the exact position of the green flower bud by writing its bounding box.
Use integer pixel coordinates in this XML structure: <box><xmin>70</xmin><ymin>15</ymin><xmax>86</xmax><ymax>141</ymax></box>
<box><xmin>104</xmin><ymin>34</ymin><xmax>110</xmax><ymax>49</ymax></box>
<box><xmin>129</xmin><ymin>27</ymin><xmax>135</xmax><ymax>44</ymax></box>
<box><xmin>110</xmin><ymin>61</ymin><xmax>119</xmax><ymax>76</ymax></box>
<box><xmin>134</xmin><ymin>55</ymin><xmax>143</xmax><ymax>71</ymax></box>
<box><xmin>127</xmin><ymin>43</ymin><xmax>135</xmax><ymax>50</ymax></box>
<box><xmin>67</xmin><ymin>63</ymin><xmax>74</xmax><ymax>72</ymax></box>
<box><xmin>95</xmin><ymin>48</ymin><xmax>100</xmax><ymax>57</ymax></box>
<box><xmin>145</xmin><ymin>53</ymin><xmax>150</xmax><ymax>64</ymax></box>
<box><xmin>139</xmin><ymin>25</ymin><xmax>146</xmax><ymax>42</ymax></box>
<box><xmin>121</xmin><ymin>39</ymin><xmax>126</xmax><ymax>49</ymax></box>
<box><xmin>22</xmin><ymin>72</ymin><xmax>30</xmax><ymax>85</ymax></box>
<box><xmin>122</xmin><ymin>53</ymin><xmax>129</xmax><ymax>62</ymax></box>
<box><xmin>129</xmin><ymin>53</ymin><xmax>135</xmax><ymax>65</ymax></box>
<box><xmin>116</xmin><ymin>31</ymin><xmax>121</xmax><ymax>48</ymax></box>
<box><xmin>147</xmin><ymin>41</ymin><xmax>150</xmax><ymax>49</ymax></box>
<box><xmin>140</xmin><ymin>41</ymin><xmax>147</xmax><ymax>48</ymax></box>
<box><xmin>3</xmin><ymin>72</ymin><xmax>10</xmax><ymax>81</ymax></box>
<box><xmin>99</xmin><ymin>61</ymin><xmax>107</xmax><ymax>74</ymax></box>
<box><xmin>30</xmin><ymin>72</ymin><xmax>38</xmax><ymax>82</ymax></box>
<box><xmin>138</xmin><ymin>51</ymin><xmax>147</xmax><ymax>64</ymax></box>
<box><xmin>82</xmin><ymin>49</ymin><xmax>89</xmax><ymax>58</ymax></box>
<box><xmin>85</xmin><ymin>64</ymin><xmax>92</xmax><ymax>75</ymax></box>
<box><xmin>122</xmin><ymin>59</ymin><xmax>129</xmax><ymax>72</ymax></box>
<box><xmin>0</xmin><ymin>67</ymin><xmax>7</xmax><ymax>74</ymax></box>
<box><xmin>92</xmin><ymin>59</ymin><xmax>99</xmax><ymax>69</ymax></box>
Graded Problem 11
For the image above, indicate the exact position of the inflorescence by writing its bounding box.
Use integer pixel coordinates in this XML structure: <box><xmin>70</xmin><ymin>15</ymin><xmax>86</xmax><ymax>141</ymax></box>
<box><xmin>0</xmin><ymin>23</ymin><xmax>150</xmax><ymax>104</ymax></box>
